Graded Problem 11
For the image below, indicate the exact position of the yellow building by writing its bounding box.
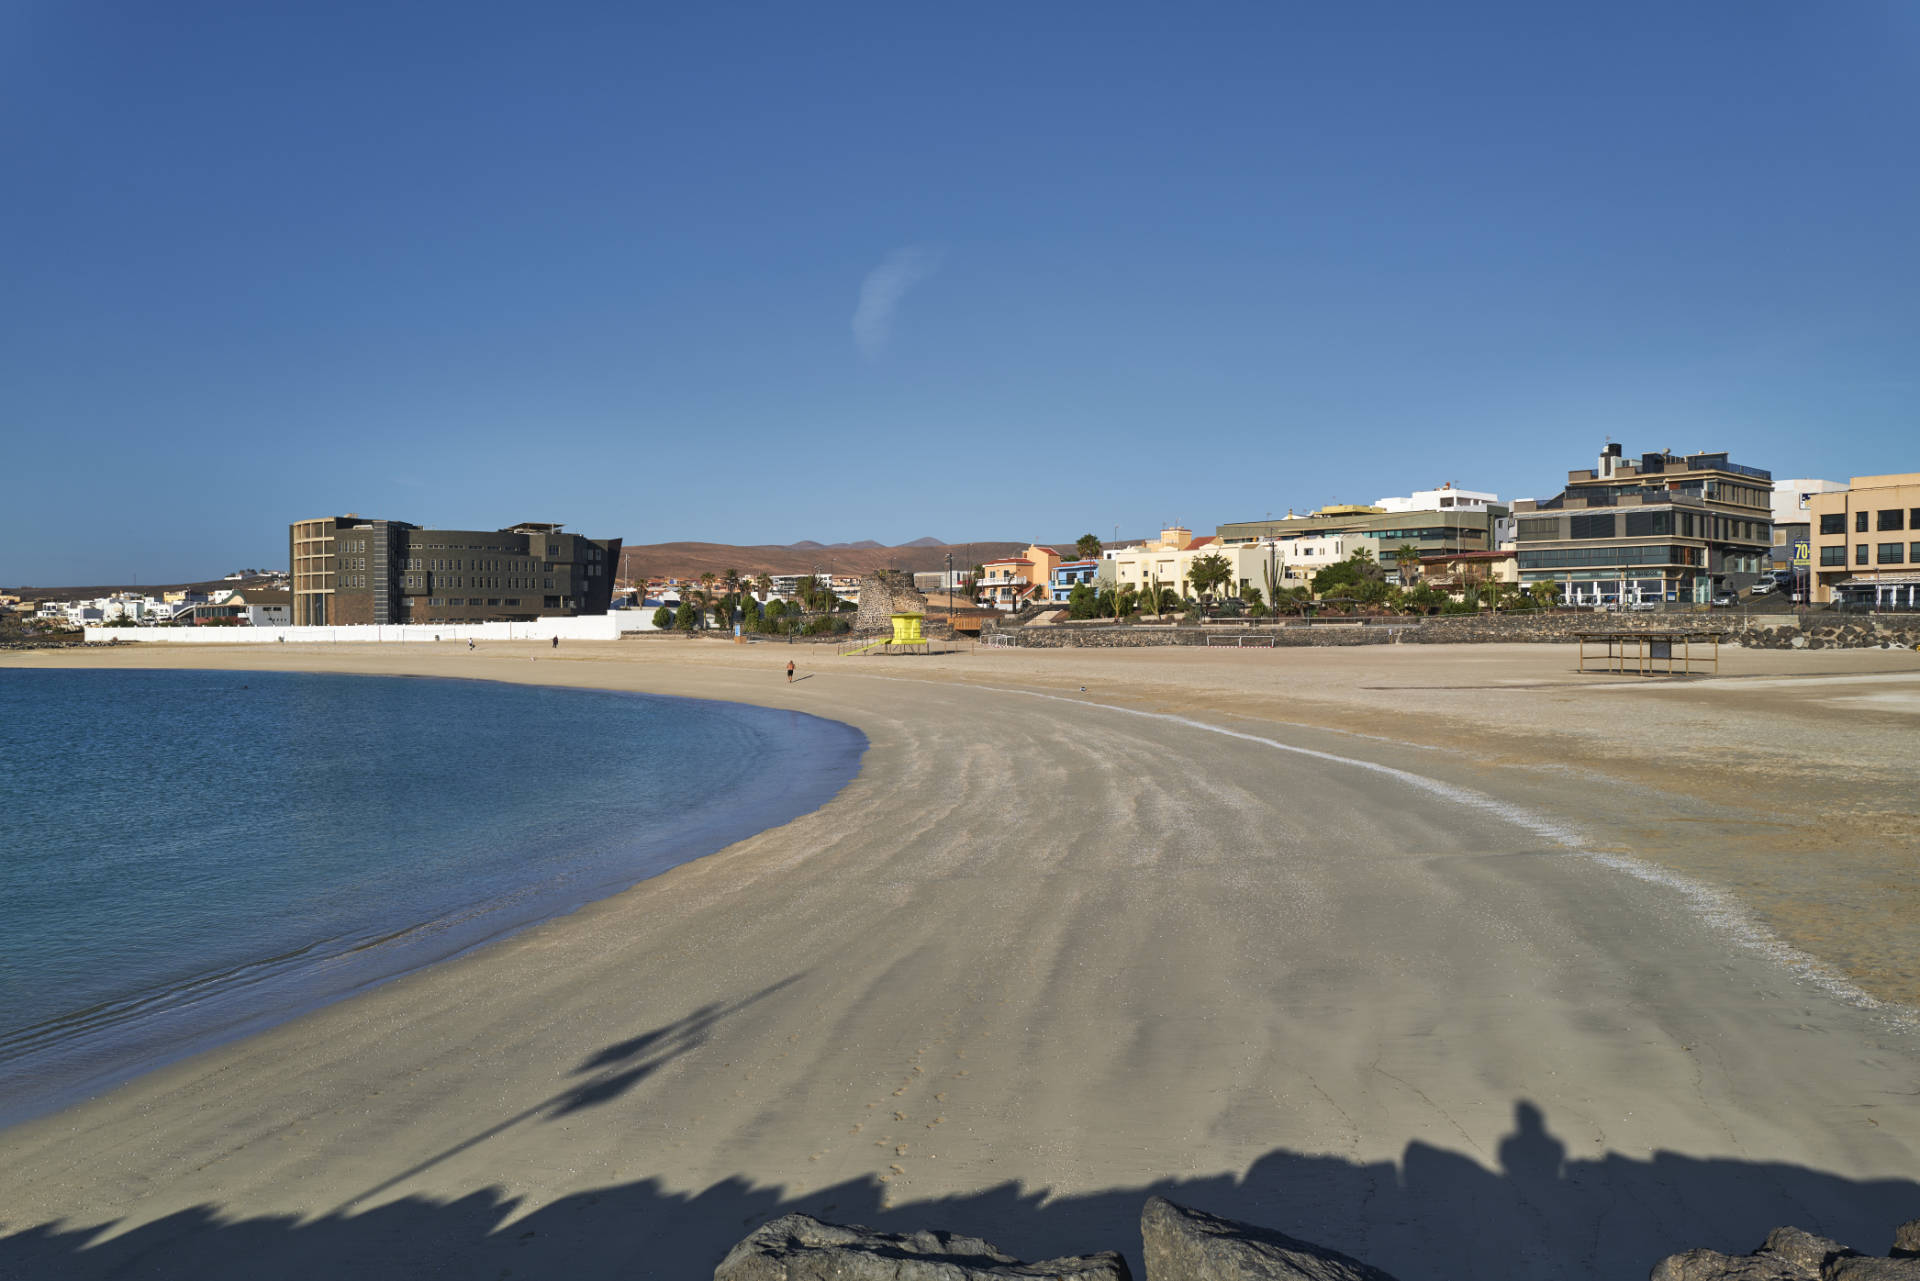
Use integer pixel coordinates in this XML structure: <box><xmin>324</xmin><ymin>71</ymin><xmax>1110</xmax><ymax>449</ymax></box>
<box><xmin>1808</xmin><ymin>473</ymin><xmax>1920</xmax><ymax>607</ymax></box>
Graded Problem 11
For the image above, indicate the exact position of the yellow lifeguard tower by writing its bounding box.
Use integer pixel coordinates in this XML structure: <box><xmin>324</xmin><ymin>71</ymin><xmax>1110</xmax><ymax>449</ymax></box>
<box><xmin>842</xmin><ymin>612</ymin><xmax>932</xmax><ymax>655</ymax></box>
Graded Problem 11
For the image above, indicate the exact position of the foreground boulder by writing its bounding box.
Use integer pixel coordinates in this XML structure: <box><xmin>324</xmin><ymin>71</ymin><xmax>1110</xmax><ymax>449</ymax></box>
<box><xmin>714</xmin><ymin>1212</ymin><xmax>1132</xmax><ymax>1280</ymax></box>
<box><xmin>1650</xmin><ymin>1225</ymin><xmax>1920</xmax><ymax>1280</ymax></box>
<box><xmin>1138</xmin><ymin>1196</ymin><xmax>1398</xmax><ymax>1281</ymax></box>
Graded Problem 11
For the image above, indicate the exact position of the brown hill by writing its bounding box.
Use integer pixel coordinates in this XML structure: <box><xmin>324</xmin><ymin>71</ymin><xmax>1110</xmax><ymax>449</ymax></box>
<box><xmin>618</xmin><ymin>540</ymin><xmax>1028</xmax><ymax>582</ymax></box>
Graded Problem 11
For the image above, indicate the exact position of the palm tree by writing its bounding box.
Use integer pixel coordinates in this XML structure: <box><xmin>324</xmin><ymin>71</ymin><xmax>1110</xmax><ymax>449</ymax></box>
<box><xmin>700</xmin><ymin>572</ymin><xmax>718</xmax><ymax>599</ymax></box>
<box><xmin>1074</xmin><ymin>533</ymin><xmax>1104</xmax><ymax>562</ymax></box>
<box><xmin>754</xmin><ymin>572</ymin><xmax>772</xmax><ymax>601</ymax></box>
<box><xmin>1393</xmin><ymin>544</ymin><xmax>1421</xmax><ymax>587</ymax></box>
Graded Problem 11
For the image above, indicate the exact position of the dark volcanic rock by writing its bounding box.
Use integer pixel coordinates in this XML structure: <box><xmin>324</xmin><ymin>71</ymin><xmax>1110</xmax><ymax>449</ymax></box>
<box><xmin>1827</xmin><ymin>1260</ymin><xmax>1920</xmax><ymax>1280</ymax></box>
<box><xmin>1764</xmin><ymin>1227</ymin><xmax>1855</xmax><ymax>1274</ymax></box>
<box><xmin>1138</xmin><ymin>1196</ymin><xmax>1397</xmax><ymax>1281</ymax></box>
<box><xmin>1893</xmin><ymin>1220</ymin><xmax>1920</xmax><ymax>1258</ymax></box>
<box><xmin>1649</xmin><ymin>1226</ymin><xmax>1858</xmax><ymax>1280</ymax></box>
<box><xmin>1649</xmin><ymin>1253</ymin><xmax>1815</xmax><ymax>1281</ymax></box>
<box><xmin>713</xmin><ymin>1212</ymin><xmax>1131</xmax><ymax>1280</ymax></box>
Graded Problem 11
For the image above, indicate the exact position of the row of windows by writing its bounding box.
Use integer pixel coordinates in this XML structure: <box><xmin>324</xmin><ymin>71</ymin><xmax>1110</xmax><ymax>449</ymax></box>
<box><xmin>1819</xmin><ymin>509</ymin><xmax>1920</xmax><ymax>535</ymax></box>
<box><xmin>1556</xmin><ymin>510</ymin><xmax>1766</xmax><ymax>542</ymax></box>
<box><xmin>425</xmin><ymin>597</ymin><xmax>525</xmax><ymax>608</ymax></box>
<box><xmin>1822</xmin><ymin>544</ymin><xmax>1920</xmax><ymax>566</ymax></box>
<box><xmin>424</xmin><ymin>576</ymin><xmax>545</xmax><ymax>591</ymax></box>
<box><xmin>1518</xmin><ymin>544</ymin><xmax>1703</xmax><ymax>570</ymax></box>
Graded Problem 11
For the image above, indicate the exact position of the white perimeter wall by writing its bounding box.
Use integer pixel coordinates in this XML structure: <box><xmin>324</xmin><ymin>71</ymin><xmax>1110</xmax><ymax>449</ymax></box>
<box><xmin>86</xmin><ymin>613</ymin><xmax>648</xmax><ymax>644</ymax></box>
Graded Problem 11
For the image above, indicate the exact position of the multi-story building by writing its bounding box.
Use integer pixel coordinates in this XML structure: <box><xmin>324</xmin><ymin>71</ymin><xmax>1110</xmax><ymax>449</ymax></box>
<box><xmin>1769</xmin><ymin>478</ymin><xmax>1845</xmax><ymax>579</ymax></box>
<box><xmin>1050</xmin><ymin>559</ymin><xmax>1098</xmax><ymax>602</ymax></box>
<box><xmin>1216</xmin><ymin>497</ymin><xmax>1507</xmax><ymax>582</ymax></box>
<box><xmin>1806</xmin><ymin>474</ymin><xmax>1920</xmax><ymax>607</ymax></box>
<box><xmin>290</xmin><ymin>516</ymin><xmax>621</xmax><ymax>626</ymax></box>
<box><xmin>978</xmin><ymin>544</ymin><xmax>1062</xmax><ymax>609</ymax></box>
<box><xmin>1511</xmin><ymin>444</ymin><xmax>1772</xmax><ymax>606</ymax></box>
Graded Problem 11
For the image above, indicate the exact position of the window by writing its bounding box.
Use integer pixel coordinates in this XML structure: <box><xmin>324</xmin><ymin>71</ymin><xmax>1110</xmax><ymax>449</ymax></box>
<box><xmin>1820</xmin><ymin>513</ymin><xmax>1845</xmax><ymax>535</ymax></box>
<box><xmin>1680</xmin><ymin>512</ymin><xmax>1695</xmax><ymax>537</ymax></box>
<box><xmin>1623</xmin><ymin>510</ymin><xmax>1672</xmax><ymax>537</ymax></box>
<box><xmin>1857</xmin><ymin>512</ymin><xmax>1870</xmax><ymax>533</ymax></box>
<box><xmin>1913</xmin><ymin>543</ymin><xmax>1920</xmax><ymax>563</ymax></box>
<box><xmin>1570</xmin><ymin>512</ymin><xmax>1614</xmax><ymax>539</ymax></box>
<box><xmin>1911</xmin><ymin>508</ymin><xmax>1920</xmax><ymax>529</ymax></box>
<box><xmin>1820</xmin><ymin>546</ymin><xmax>1845</xmax><ymax>566</ymax></box>
<box><xmin>1856</xmin><ymin>545</ymin><xmax>1870</xmax><ymax>565</ymax></box>
<box><xmin>1880</xmin><ymin>544</ymin><xmax>1905</xmax><ymax>565</ymax></box>
<box><xmin>1879</xmin><ymin>510</ymin><xmax>1904</xmax><ymax>532</ymax></box>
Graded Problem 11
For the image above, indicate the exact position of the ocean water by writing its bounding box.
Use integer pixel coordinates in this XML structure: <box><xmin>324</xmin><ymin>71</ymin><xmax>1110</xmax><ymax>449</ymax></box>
<box><xmin>0</xmin><ymin>668</ymin><xmax>864</xmax><ymax>1127</ymax></box>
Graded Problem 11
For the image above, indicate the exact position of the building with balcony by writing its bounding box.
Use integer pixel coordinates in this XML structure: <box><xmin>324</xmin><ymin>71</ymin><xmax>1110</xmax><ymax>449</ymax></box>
<box><xmin>1511</xmin><ymin>444</ymin><xmax>1773</xmax><ymax>606</ymax></box>
<box><xmin>978</xmin><ymin>544</ymin><xmax>1061</xmax><ymax>609</ymax></box>
<box><xmin>1807</xmin><ymin>473</ymin><xmax>1920</xmax><ymax>607</ymax></box>
<box><xmin>290</xmin><ymin>516</ymin><xmax>621</xmax><ymax>626</ymax></box>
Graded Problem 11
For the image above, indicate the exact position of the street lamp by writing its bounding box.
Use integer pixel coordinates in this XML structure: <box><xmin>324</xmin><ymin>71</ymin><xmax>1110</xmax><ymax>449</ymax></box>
<box><xmin>946</xmin><ymin>551</ymin><xmax>953</xmax><ymax>623</ymax></box>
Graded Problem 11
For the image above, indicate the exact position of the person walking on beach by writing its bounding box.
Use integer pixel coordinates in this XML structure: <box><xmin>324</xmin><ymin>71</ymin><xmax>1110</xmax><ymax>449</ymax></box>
<box><xmin>786</xmin><ymin>660</ymin><xmax>795</xmax><ymax>683</ymax></box>
<box><xmin>467</xmin><ymin>638</ymin><xmax>475</xmax><ymax>651</ymax></box>
<box><xmin>551</xmin><ymin>635</ymin><xmax>559</xmax><ymax>650</ymax></box>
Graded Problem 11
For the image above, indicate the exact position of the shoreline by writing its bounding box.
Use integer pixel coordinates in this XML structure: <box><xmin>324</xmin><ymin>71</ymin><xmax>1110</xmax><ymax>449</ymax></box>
<box><xmin>0</xmin><ymin>670</ymin><xmax>866</xmax><ymax>1133</ymax></box>
<box><xmin>3</xmin><ymin>639</ymin><xmax>1918</xmax><ymax>1278</ymax></box>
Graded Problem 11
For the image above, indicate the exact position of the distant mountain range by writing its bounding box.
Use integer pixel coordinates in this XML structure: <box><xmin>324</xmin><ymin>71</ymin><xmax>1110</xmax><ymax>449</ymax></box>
<box><xmin>618</xmin><ymin>539</ymin><xmax>1028</xmax><ymax>581</ymax></box>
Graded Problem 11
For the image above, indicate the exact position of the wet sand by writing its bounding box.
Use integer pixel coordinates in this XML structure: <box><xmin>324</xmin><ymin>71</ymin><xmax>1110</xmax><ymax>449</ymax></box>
<box><xmin>1</xmin><ymin>638</ymin><xmax>1917</xmax><ymax>1279</ymax></box>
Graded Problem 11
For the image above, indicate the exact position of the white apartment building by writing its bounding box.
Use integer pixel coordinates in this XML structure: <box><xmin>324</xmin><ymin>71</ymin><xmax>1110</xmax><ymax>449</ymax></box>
<box><xmin>1374</xmin><ymin>483</ymin><xmax>1500</xmax><ymax>514</ymax></box>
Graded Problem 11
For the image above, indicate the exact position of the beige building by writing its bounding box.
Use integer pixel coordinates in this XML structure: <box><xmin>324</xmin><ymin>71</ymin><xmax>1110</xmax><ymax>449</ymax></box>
<box><xmin>1108</xmin><ymin>526</ymin><xmax>1304</xmax><ymax>602</ymax></box>
<box><xmin>1807</xmin><ymin>473</ymin><xmax>1920</xmax><ymax>607</ymax></box>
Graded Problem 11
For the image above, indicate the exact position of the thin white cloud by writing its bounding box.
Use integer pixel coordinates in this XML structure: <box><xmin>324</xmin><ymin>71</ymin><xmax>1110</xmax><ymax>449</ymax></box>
<box><xmin>852</xmin><ymin>246</ymin><xmax>943</xmax><ymax>359</ymax></box>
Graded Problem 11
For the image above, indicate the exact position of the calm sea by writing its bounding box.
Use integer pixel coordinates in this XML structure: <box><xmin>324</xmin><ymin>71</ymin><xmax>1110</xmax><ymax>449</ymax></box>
<box><xmin>0</xmin><ymin>668</ymin><xmax>864</xmax><ymax>1128</ymax></box>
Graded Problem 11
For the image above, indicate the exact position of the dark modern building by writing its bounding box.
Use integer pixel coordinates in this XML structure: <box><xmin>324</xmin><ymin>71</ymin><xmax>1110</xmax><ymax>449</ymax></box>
<box><xmin>1512</xmin><ymin>445</ymin><xmax>1772</xmax><ymax>605</ymax></box>
<box><xmin>290</xmin><ymin>516</ymin><xmax>621</xmax><ymax>626</ymax></box>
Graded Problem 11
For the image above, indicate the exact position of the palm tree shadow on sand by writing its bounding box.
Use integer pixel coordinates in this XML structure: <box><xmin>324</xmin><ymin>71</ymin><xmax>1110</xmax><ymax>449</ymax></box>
<box><xmin>5</xmin><ymin>1086</ymin><xmax>1916</xmax><ymax>1280</ymax></box>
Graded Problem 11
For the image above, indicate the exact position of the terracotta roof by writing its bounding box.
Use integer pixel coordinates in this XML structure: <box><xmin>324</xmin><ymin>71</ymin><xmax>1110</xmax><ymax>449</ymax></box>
<box><xmin>1186</xmin><ymin>536</ymin><xmax>1220</xmax><ymax>550</ymax></box>
<box><xmin>983</xmin><ymin>557</ymin><xmax>1032</xmax><ymax>565</ymax></box>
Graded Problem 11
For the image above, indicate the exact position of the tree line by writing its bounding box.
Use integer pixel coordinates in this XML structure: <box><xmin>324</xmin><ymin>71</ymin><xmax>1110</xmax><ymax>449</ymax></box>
<box><xmin>1062</xmin><ymin>541</ymin><xmax>1562</xmax><ymax>622</ymax></box>
<box><xmin>647</xmin><ymin>570</ymin><xmax>858</xmax><ymax>636</ymax></box>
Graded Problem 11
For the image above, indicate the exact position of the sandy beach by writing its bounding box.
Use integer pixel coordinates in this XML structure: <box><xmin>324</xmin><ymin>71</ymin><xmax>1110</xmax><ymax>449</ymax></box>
<box><xmin>2</xmin><ymin>638</ymin><xmax>1918</xmax><ymax>1278</ymax></box>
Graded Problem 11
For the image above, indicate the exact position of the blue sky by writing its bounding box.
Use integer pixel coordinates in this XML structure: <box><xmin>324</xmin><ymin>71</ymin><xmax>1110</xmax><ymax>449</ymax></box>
<box><xmin>4</xmin><ymin>1</ymin><xmax>1917</xmax><ymax>583</ymax></box>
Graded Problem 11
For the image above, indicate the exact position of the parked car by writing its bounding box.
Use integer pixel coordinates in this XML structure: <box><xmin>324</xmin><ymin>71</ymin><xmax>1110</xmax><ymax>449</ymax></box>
<box><xmin>1710</xmin><ymin>594</ymin><xmax>1737</xmax><ymax>607</ymax></box>
<box><xmin>1622</xmin><ymin>600</ymin><xmax>1658</xmax><ymax>611</ymax></box>
<box><xmin>1751</xmin><ymin>581</ymin><xmax>1775</xmax><ymax>596</ymax></box>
